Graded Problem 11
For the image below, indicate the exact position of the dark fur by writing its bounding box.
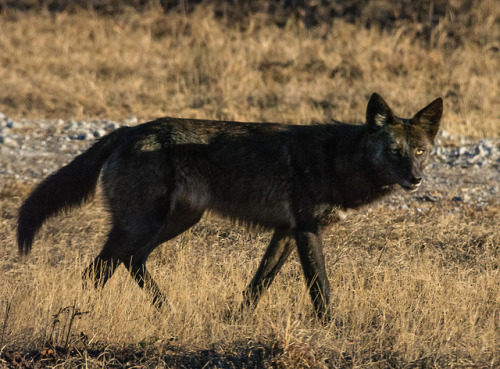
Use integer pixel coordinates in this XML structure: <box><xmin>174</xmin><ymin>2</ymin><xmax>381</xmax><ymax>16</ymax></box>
<box><xmin>17</xmin><ymin>93</ymin><xmax>442</xmax><ymax>320</ymax></box>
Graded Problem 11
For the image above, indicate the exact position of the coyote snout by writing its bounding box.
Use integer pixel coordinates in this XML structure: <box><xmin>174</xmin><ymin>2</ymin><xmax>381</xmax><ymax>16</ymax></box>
<box><xmin>18</xmin><ymin>93</ymin><xmax>442</xmax><ymax>321</ymax></box>
<box><xmin>400</xmin><ymin>177</ymin><xmax>422</xmax><ymax>192</ymax></box>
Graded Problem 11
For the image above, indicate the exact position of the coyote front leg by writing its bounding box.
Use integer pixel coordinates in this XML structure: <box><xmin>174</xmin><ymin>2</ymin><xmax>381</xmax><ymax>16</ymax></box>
<box><xmin>241</xmin><ymin>229</ymin><xmax>296</xmax><ymax>310</ymax></box>
<box><xmin>294</xmin><ymin>229</ymin><xmax>332</xmax><ymax>321</ymax></box>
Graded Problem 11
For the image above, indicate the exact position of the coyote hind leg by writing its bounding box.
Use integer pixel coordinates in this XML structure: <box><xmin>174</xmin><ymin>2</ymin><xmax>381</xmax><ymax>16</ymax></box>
<box><xmin>121</xmin><ymin>204</ymin><xmax>204</xmax><ymax>309</ymax></box>
<box><xmin>82</xmin><ymin>226</ymin><xmax>125</xmax><ymax>289</ymax></box>
<box><xmin>82</xmin><ymin>190</ymin><xmax>203</xmax><ymax>309</ymax></box>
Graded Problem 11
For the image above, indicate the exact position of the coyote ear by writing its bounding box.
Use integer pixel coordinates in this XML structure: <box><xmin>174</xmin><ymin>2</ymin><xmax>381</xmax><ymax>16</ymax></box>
<box><xmin>366</xmin><ymin>93</ymin><xmax>395</xmax><ymax>130</ymax></box>
<box><xmin>412</xmin><ymin>97</ymin><xmax>443</xmax><ymax>140</ymax></box>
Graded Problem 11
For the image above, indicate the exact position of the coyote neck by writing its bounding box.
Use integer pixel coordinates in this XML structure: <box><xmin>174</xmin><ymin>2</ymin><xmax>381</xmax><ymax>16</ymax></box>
<box><xmin>326</xmin><ymin>126</ymin><xmax>395</xmax><ymax>209</ymax></box>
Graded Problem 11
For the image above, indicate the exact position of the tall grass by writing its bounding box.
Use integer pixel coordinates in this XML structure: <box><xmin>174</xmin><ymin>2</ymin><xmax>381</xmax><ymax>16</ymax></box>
<box><xmin>0</xmin><ymin>182</ymin><xmax>499</xmax><ymax>366</ymax></box>
<box><xmin>0</xmin><ymin>3</ymin><xmax>499</xmax><ymax>137</ymax></box>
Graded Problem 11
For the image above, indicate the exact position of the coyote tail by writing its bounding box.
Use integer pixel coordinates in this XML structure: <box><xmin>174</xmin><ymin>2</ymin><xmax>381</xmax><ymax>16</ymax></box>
<box><xmin>17</xmin><ymin>127</ymin><xmax>129</xmax><ymax>254</ymax></box>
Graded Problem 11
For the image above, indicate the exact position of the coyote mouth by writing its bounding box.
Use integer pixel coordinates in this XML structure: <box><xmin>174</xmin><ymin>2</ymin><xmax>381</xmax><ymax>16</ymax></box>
<box><xmin>399</xmin><ymin>182</ymin><xmax>420</xmax><ymax>192</ymax></box>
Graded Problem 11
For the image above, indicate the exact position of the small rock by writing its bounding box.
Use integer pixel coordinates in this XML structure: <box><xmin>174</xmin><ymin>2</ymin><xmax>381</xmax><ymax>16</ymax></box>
<box><xmin>77</xmin><ymin>133</ymin><xmax>90</xmax><ymax>140</ymax></box>
<box><xmin>47</xmin><ymin>125</ymin><xmax>59</xmax><ymax>135</ymax></box>
<box><xmin>106</xmin><ymin>122</ymin><xmax>118</xmax><ymax>131</ymax></box>
<box><xmin>93</xmin><ymin>129</ymin><xmax>107</xmax><ymax>138</ymax></box>
<box><xmin>69</xmin><ymin>132</ymin><xmax>93</xmax><ymax>140</ymax></box>
<box><xmin>477</xmin><ymin>140</ymin><xmax>492</xmax><ymax>157</ymax></box>
<box><xmin>440</xmin><ymin>130</ymin><xmax>453</xmax><ymax>139</ymax></box>
<box><xmin>65</xmin><ymin>120</ymin><xmax>78</xmax><ymax>131</ymax></box>
<box><xmin>1</xmin><ymin>135</ymin><xmax>19</xmax><ymax>148</ymax></box>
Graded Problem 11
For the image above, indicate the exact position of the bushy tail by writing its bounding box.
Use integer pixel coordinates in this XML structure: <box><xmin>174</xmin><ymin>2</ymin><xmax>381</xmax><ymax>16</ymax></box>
<box><xmin>17</xmin><ymin>127</ymin><xmax>130</xmax><ymax>254</ymax></box>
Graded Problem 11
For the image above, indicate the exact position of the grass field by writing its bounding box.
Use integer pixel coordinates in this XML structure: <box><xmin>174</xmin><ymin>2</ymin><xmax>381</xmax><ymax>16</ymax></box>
<box><xmin>0</xmin><ymin>2</ymin><xmax>499</xmax><ymax>367</ymax></box>
<box><xmin>1</xmin><ymin>184</ymin><xmax>498</xmax><ymax>367</ymax></box>
<box><xmin>0</xmin><ymin>3</ymin><xmax>499</xmax><ymax>136</ymax></box>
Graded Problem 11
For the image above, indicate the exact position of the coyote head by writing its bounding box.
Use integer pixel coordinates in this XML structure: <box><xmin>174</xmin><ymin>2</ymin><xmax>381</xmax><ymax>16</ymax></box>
<box><xmin>365</xmin><ymin>93</ymin><xmax>443</xmax><ymax>191</ymax></box>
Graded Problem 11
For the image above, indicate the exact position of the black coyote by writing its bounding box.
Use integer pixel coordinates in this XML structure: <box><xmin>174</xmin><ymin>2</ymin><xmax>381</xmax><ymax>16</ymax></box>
<box><xmin>18</xmin><ymin>93</ymin><xmax>442</xmax><ymax>320</ymax></box>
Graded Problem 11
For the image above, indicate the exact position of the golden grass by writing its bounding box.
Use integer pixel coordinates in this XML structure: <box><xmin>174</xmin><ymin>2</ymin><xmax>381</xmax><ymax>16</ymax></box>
<box><xmin>0</xmin><ymin>4</ymin><xmax>499</xmax><ymax>137</ymax></box>
<box><xmin>1</xmin><ymin>181</ymin><xmax>499</xmax><ymax>366</ymax></box>
<box><xmin>0</xmin><ymin>4</ymin><xmax>499</xmax><ymax>367</ymax></box>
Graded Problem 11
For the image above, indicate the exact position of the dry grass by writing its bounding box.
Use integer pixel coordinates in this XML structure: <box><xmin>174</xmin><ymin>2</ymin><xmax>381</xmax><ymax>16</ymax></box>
<box><xmin>0</xmin><ymin>3</ymin><xmax>499</xmax><ymax>367</ymax></box>
<box><xmin>1</xmin><ymin>181</ymin><xmax>499</xmax><ymax>367</ymax></box>
<box><xmin>0</xmin><ymin>3</ymin><xmax>499</xmax><ymax>137</ymax></box>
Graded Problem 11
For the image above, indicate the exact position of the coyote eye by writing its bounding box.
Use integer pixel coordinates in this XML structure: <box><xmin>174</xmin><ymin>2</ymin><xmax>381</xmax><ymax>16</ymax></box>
<box><xmin>415</xmin><ymin>148</ymin><xmax>425</xmax><ymax>155</ymax></box>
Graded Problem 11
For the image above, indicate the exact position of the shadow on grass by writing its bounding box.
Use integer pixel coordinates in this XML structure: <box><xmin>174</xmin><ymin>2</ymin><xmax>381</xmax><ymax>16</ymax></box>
<box><xmin>1</xmin><ymin>337</ymin><xmax>461</xmax><ymax>369</ymax></box>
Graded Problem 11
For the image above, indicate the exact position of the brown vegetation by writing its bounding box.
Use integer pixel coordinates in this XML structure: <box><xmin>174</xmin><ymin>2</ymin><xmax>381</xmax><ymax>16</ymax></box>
<box><xmin>0</xmin><ymin>1</ymin><xmax>499</xmax><ymax>136</ymax></box>
<box><xmin>1</xmin><ymin>181</ymin><xmax>499</xmax><ymax>367</ymax></box>
<box><xmin>0</xmin><ymin>1</ymin><xmax>499</xmax><ymax>367</ymax></box>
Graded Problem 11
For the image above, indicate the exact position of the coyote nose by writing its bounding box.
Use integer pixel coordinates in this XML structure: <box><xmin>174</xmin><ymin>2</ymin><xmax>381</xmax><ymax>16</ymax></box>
<box><xmin>412</xmin><ymin>177</ymin><xmax>422</xmax><ymax>185</ymax></box>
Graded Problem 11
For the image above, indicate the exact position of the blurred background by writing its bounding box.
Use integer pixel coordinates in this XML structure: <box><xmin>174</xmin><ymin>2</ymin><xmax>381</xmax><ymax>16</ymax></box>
<box><xmin>0</xmin><ymin>0</ymin><xmax>498</xmax><ymax>136</ymax></box>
